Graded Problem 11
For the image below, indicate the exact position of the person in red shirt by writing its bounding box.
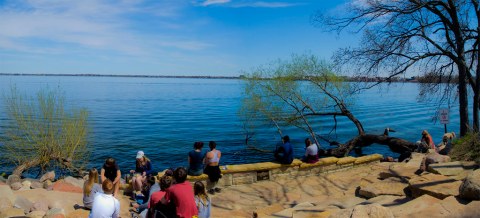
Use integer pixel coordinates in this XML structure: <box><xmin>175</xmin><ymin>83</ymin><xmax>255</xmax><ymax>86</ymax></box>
<box><xmin>161</xmin><ymin>167</ymin><xmax>198</xmax><ymax>218</ymax></box>
<box><xmin>147</xmin><ymin>175</ymin><xmax>173</xmax><ymax>218</ymax></box>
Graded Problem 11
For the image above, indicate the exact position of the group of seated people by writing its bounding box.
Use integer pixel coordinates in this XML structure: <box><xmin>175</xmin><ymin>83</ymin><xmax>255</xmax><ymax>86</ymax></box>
<box><xmin>187</xmin><ymin>141</ymin><xmax>222</xmax><ymax>195</ymax></box>
<box><xmin>81</xmin><ymin>145</ymin><xmax>219</xmax><ymax>218</ymax></box>
<box><xmin>274</xmin><ymin>135</ymin><xmax>322</xmax><ymax>165</ymax></box>
<box><xmin>416</xmin><ymin>130</ymin><xmax>453</xmax><ymax>155</ymax></box>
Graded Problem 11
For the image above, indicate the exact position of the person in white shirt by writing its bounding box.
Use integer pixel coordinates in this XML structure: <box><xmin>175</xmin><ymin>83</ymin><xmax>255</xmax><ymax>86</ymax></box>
<box><xmin>89</xmin><ymin>179</ymin><xmax>120</xmax><ymax>218</ymax></box>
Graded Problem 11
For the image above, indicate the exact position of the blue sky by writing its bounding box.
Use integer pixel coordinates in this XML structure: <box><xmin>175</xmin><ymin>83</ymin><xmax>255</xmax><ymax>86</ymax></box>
<box><xmin>0</xmin><ymin>0</ymin><xmax>356</xmax><ymax>76</ymax></box>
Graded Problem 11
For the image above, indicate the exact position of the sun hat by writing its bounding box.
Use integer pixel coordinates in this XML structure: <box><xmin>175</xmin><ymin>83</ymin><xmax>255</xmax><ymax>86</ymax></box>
<box><xmin>136</xmin><ymin>151</ymin><xmax>145</xmax><ymax>159</ymax></box>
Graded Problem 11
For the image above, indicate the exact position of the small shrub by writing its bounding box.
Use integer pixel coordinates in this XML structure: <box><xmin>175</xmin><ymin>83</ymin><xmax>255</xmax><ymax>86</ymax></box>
<box><xmin>450</xmin><ymin>132</ymin><xmax>480</xmax><ymax>163</ymax></box>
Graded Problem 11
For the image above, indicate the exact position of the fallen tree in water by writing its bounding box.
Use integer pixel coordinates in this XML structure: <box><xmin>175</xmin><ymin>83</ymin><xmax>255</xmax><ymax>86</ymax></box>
<box><xmin>241</xmin><ymin>54</ymin><xmax>417</xmax><ymax>157</ymax></box>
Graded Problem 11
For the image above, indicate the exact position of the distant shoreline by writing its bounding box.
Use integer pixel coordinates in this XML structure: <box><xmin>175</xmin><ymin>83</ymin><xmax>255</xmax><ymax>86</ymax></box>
<box><xmin>0</xmin><ymin>73</ymin><xmax>242</xmax><ymax>79</ymax></box>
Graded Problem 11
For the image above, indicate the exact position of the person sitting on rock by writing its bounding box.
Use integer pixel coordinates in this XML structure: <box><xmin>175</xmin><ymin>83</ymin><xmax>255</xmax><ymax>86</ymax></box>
<box><xmin>89</xmin><ymin>179</ymin><xmax>120</xmax><ymax>218</ymax></box>
<box><xmin>204</xmin><ymin>141</ymin><xmax>222</xmax><ymax>194</ymax></box>
<box><xmin>274</xmin><ymin>135</ymin><xmax>294</xmax><ymax>164</ymax></box>
<box><xmin>132</xmin><ymin>175</ymin><xmax>159</xmax><ymax>216</ymax></box>
<box><xmin>160</xmin><ymin>167</ymin><xmax>198</xmax><ymax>218</ymax></box>
<box><xmin>83</xmin><ymin>168</ymin><xmax>103</xmax><ymax>210</ymax></box>
<box><xmin>147</xmin><ymin>175</ymin><xmax>174</xmax><ymax>218</ymax></box>
<box><xmin>436</xmin><ymin>135</ymin><xmax>452</xmax><ymax>155</ymax></box>
<box><xmin>101</xmin><ymin>157</ymin><xmax>121</xmax><ymax>197</ymax></box>
<box><xmin>130</xmin><ymin>151</ymin><xmax>154</xmax><ymax>196</ymax></box>
<box><xmin>416</xmin><ymin>130</ymin><xmax>435</xmax><ymax>153</ymax></box>
<box><xmin>302</xmin><ymin>138</ymin><xmax>319</xmax><ymax>164</ymax></box>
<box><xmin>188</xmin><ymin>142</ymin><xmax>206</xmax><ymax>176</ymax></box>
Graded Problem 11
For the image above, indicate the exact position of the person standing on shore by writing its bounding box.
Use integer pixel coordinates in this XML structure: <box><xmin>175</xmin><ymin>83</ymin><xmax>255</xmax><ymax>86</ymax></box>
<box><xmin>101</xmin><ymin>157</ymin><xmax>121</xmax><ymax>197</ymax></box>
<box><xmin>89</xmin><ymin>179</ymin><xmax>120</xmax><ymax>218</ymax></box>
<box><xmin>188</xmin><ymin>142</ymin><xmax>206</xmax><ymax>176</ymax></box>
<box><xmin>204</xmin><ymin>141</ymin><xmax>222</xmax><ymax>194</ymax></box>
<box><xmin>274</xmin><ymin>135</ymin><xmax>294</xmax><ymax>164</ymax></box>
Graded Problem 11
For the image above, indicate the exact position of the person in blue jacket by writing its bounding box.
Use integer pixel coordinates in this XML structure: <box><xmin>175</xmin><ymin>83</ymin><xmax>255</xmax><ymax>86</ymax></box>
<box><xmin>130</xmin><ymin>151</ymin><xmax>154</xmax><ymax>195</ymax></box>
<box><xmin>274</xmin><ymin>135</ymin><xmax>294</xmax><ymax>164</ymax></box>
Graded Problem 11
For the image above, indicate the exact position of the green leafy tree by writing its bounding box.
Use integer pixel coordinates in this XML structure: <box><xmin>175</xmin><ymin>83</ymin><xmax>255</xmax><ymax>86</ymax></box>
<box><xmin>2</xmin><ymin>87</ymin><xmax>89</xmax><ymax>176</ymax></box>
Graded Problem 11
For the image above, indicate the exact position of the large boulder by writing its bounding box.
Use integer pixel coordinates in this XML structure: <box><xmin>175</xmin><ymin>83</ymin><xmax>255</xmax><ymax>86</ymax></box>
<box><xmin>30</xmin><ymin>180</ymin><xmax>44</xmax><ymax>189</ymax></box>
<box><xmin>379</xmin><ymin>164</ymin><xmax>418</xmax><ymax>180</ymax></box>
<box><xmin>10</xmin><ymin>182</ymin><xmax>23</xmax><ymax>191</ymax></box>
<box><xmin>459</xmin><ymin>169</ymin><xmax>480</xmax><ymax>200</ymax></box>
<box><xmin>33</xmin><ymin>201</ymin><xmax>49</xmax><ymax>212</ymax></box>
<box><xmin>0</xmin><ymin>208</ymin><xmax>25</xmax><ymax>217</ymax></box>
<box><xmin>14</xmin><ymin>196</ymin><xmax>33</xmax><ymax>213</ymax></box>
<box><xmin>40</xmin><ymin>171</ymin><xmax>55</xmax><ymax>182</ymax></box>
<box><xmin>7</xmin><ymin>174</ymin><xmax>21</xmax><ymax>185</ymax></box>
<box><xmin>420</xmin><ymin>152</ymin><xmax>451</xmax><ymax>171</ymax></box>
<box><xmin>330</xmin><ymin>203</ymin><xmax>394</xmax><ymax>218</ymax></box>
<box><xmin>46</xmin><ymin>207</ymin><xmax>66</xmax><ymax>218</ymax></box>
<box><xmin>0</xmin><ymin>185</ymin><xmax>16</xmax><ymax>204</ymax></box>
<box><xmin>52</xmin><ymin>180</ymin><xmax>82</xmax><ymax>193</ymax></box>
<box><xmin>20</xmin><ymin>180</ymin><xmax>32</xmax><ymax>190</ymax></box>
<box><xmin>408</xmin><ymin>173</ymin><xmax>462</xmax><ymax>199</ymax></box>
<box><xmin>358</xmin><ymin>177</ymin><xmax>408</xmax><ymax>198</ymax></box>
<box><xmin>64</xmin><ymin>176</ymin><xmax>84</xmax><ymax>188</ymax></box>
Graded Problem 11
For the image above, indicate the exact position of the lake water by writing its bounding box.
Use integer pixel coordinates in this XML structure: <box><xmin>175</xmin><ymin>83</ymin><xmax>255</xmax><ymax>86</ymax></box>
<box><xmin>0</xmin><ymin>76</ymin><xmax>459</xmax><ymax>175</ymax></box>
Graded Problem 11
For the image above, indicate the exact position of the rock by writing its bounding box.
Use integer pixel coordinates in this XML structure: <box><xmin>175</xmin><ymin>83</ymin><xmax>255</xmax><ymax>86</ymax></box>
<box><xmin>0</xmin><ymin>197</ymin><xmax>13</xmax><ymax>211</ymax></box>
<box><xmin>33</xmin><ymin>201</ymin><xmax>49</xmax><ymax>212</ymax></box>
<box><xmin>0</xmin><ymin>208</ymin><xmax>25</xmax><ymax>217</ymax></box>
<box><xmin>14</xmin><ymin>196</ymin><xmax>33</xmax><ymax>213</ymax></box>
<box><xmin>46</xmin><ymin>208</ymin><xmax>65</xmax><ymax>218</ymax></box>
<box><xmin>459</xmin><ymin>169</ymin><xmax>480</xmax><ymax>200</ymax></box>
<box><xmin>30</xmin><ymin>180</ymin><xmax>44</xmax><ymax>189</ymax></box>
<box><xmin>404</xmin><ymin>152</ymin><xmax>426</xmax><ymax>168</ymax></box>
<box><xmin>358</xmin><ymin>177</ymin><xmax>408</xmax><ymax>198</ymax></box>
<box><xmin>330</xmin><ymin>203</ymin><xmax>394</xmax><ymax>218</ymax></box>
<box><xmin>44</xmin><ymin>180</ymin><xmax>53</xmax><ymax>189</ymax></box>
<box><xmin>379</xmin><ymin>164</ymin><xmax>417</xmax><ymax>180</ymax></box>
<box><xmin>410</xmin><ymin>196</ymin><xmax>470</xmax><ymax>217</ymax></box>
<box><xmin>459</xmin><ymin>200</ymin><xmax>480</xmax><ymax>217</ymax></box>
<box><xmin>52</xmin><ymin>180</ymin><xmax>82</xmax><ymax>193</ymax></box>
<box><xmin>21</xmin><ymin>180</ymin><xmax>32</xmax><ymax>190</ymax></box>
<box><xmin>0</xmin><ymin>185</ymin><xmax>16</xmax><ymax>204</ymax></box>
<box><xmin>390</xmin><ymin>194</ymin><xmax>441</xmax><ymax>217</ymax></box>
<box><xmin>64</xmin><ymin>176</ymin><xmax>84</xmax><ymax>188</ymax></box>
<box><xmin>40</xmin><ymin>171</ymin><xmax>55</xmax><ymax>182</ymax></box>
<box><xmin>363</xmin><ymin>195</ymin><xmax>411</xmax><ymax>207</ymax></box>
<box><xmin>408</xmin><ymin>173</ymin><xmax>462</xmax><ymax>199</ymax></box>
<box><xmin>421</xmin><ymin>152</ymin><xmax>451</xmax><ymax>171</ymax></box>
<box><xmin>7</xmin><ymin>174</ymin><xmax>21</xmax><ymax>185</ymax></box>
<box><xmin>66</xmin><ymin>209</ymin><xmax>90</xmax><ymax>218</ymax></box>
<box><xmin>428</xmin><ymin>161</ymin><xmax>477</xmax><ymax>177</ymax></box>
<box><xmin>10</xmin><ymin>182</ymin><xmax>23</xmax><ymax>190</ymax></box>
<box><xmin>293</xmin><ymin>202</ymin><xmax>314</xmax><ymax>209</ymax></box>
<box><xmin>28</xmin><ymin>210</ymin><xmax>47</xmax><ymax>218</ymax></box>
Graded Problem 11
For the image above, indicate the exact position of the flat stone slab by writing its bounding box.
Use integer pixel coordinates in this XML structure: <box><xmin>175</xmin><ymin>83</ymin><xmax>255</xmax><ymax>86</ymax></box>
<box><xmin>390</xmin><ymin>194</ymin><xmax>441</xmax><ymax>217</ymax></box>
<box><xmin>407</xmin><ymin>196</ymin><xmax>470</xmax><ymax>218</ymax></box>
<box><xmin>408</xmin><ymin>173</ymin><xmax>462</xmax><ymax>199</ymax></box>
<box><xmin>358</xmin><ymin>177</ymin><xmax>408</xmax><ymax>198</ymax></box>
<box><xmin>428</xmin><ymin>161</ymin><xmax>478</xmax><ymax>177</ymax></box>
<box><xmin>363</xmin><ymin>195</ymin><xmax>411</xmax><ymax>207</ymax></box>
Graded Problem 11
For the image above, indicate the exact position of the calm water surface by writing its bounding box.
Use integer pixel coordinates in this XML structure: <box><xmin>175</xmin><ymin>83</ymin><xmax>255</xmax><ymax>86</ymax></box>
<box><xmin>0</xmin><ymin>76</ymin><xmax>460</xmax><ymax>175</ymax></box>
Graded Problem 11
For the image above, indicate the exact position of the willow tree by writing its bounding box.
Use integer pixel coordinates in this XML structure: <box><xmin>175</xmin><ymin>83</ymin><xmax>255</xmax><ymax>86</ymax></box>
<box><xmin>313</xmin><ymin>0</ymin><xmax>480</xmax><ymax>136</ymax></box>
<box><xmin>2</xmin><ymin>87</ymin><xmax>89</xmax><ymax>176</ymax></box>
<box><xmin>241</xmin><ymin>54</ymin><xmax>417</xmax><ymax>157</ymax></box>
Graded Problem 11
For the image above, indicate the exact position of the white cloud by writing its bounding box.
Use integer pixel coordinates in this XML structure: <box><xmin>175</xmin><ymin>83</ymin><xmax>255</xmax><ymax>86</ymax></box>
<box><xmin>0</xmin><ymin>0</ymin><xmax>210</xmax><ymax>56</ymax></box>
<box><xmin>202</xmin><ymin>0</ymin><xmax>231</xmax><ymax>6</ymax></box>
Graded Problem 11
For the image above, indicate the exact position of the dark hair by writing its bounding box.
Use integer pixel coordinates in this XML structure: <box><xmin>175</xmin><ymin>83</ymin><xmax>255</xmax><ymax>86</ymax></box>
<box><xmin>209</xmin><ymin>141</ymin><xmax>216</xmax><ymax>150</ymax></box>
<box><xmin>160</xmin><ymin>176</ymin><xmax>173</xmax><ymax>190</ymax></box>
<box><xmin>102</xmin><ymin>179</ymin><xmax>114</xmax><ymax>194</ymax></box>
<box><xmin>174</xmin><ymin>167</ymin><xmax>188</xmax><ymax>183</ymax></box>
<box><xmin>304</xmin><ymin>138</ymin><xmax>311</xmax><ymax>147</ymax></box>
<box><xmin>147</xmin><ymin>175</ymin><xmax>156</xmax><ymax>186</ymax></box>
<box><xmin>283</xmin><ymin>135</ymin><xmax>290</xmax><ymax>143</ymax></box>
<box><xmin>194</xmin><ymin>141</ymin><xmax>204</xmax><ymax>150</ymax></box>
<box><xmin>194</xmin><ymin>181</ymin><xmax>207</xmax><ymax>196</ymax></box>
<box><xmin>105</xmin><ymin>157</ymin><xmax>115</xmax><ymax>167</ymax></box>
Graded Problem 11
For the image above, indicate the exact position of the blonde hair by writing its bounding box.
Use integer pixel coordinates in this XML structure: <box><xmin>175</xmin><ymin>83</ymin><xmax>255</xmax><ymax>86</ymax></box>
<box><xmin>136</xmin><ymin>155</ymin><xmax>150</xmax><ymax>168</ymax></box>
<box><xmin>84</xmin><ymin>168</ymin><xmax>99</xmax><ymax>196</ymax></box>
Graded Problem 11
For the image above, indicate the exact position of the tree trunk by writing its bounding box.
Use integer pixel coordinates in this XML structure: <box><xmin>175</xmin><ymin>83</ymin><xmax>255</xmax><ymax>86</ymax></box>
<box><xmin>458</xmin><ymin>63</ymin><xmax>470</xmax><ymax>136</ymax></box>
<box><xmin>12</xmin><ymin>159</ymin><xmax>42</xmax><ymax>176</ymax></box>
<box><xmin>325</xmin><ymin>134</ymin><xmax>417</xmax><ymax>157</ymax></box>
